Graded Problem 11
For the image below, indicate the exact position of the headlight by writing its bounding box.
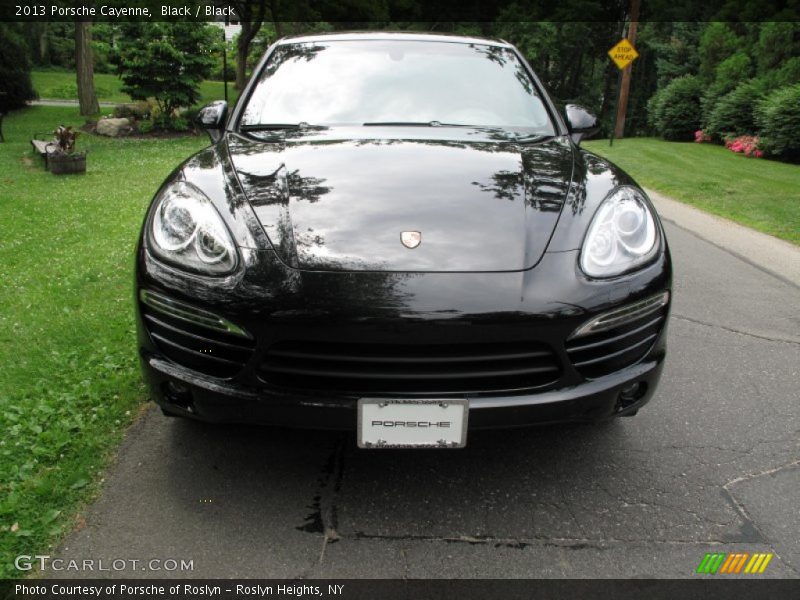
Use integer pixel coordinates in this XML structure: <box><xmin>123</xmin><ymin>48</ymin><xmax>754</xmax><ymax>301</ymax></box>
<box><xmin>580</xmin><ymin>186</ymin><xmax>658</xmax><ymax>278</ymax></box>
<box><xmin>148</xmin><ymin>181</ymin><xmax>237</xmax><ymax>275</ymax></box>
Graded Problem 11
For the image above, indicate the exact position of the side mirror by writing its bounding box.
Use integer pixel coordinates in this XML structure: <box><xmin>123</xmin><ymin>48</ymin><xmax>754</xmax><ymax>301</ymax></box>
<box><xmin>565</xmin><ymin>104</ymin><xmax>599</xmax><ymax>144</ymax></box>
<box><xmin>195</xmin><ymin>101</ymin><xmax>228</xmax><ymax>143</ymax></box>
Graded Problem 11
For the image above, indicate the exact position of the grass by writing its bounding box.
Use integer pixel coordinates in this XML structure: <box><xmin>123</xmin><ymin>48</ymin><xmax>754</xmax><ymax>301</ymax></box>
<box><xmin>583</xmin><ymin>137</ymin><xmax>800</xmax><ymax>245</ymax></box>
<box><xmin>0</xmin><ymin>106</ymin><xmax>208</xmax><ymax>578</ymax></box>
<box><xmin>31</xmin><ymin>69</ymin><xmax>239</xmax><ymax>106</ymax></box>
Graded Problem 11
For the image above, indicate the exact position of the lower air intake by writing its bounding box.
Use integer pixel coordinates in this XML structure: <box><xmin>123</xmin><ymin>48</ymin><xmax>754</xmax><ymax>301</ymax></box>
<box><xmin>566</xmin><ymin>305</ymin><xmax>667</xmax><ymax>379</ymax></box>
<box><xmin>140</xmin><ymin>290</ymin><xmax>255</xmax><ymax>378</ymax></box>
<box><xmin>259</xmin><ymin>340</ymin><xmax>561</xmax><ymax>395</ymax></box>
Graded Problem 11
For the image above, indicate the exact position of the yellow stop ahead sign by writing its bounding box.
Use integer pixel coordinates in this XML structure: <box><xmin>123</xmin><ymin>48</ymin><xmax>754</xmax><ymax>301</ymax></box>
<box><xmin>608</xmin><ymin>39</ymin><xmax>639</xmax><ymax>70</ymax></box>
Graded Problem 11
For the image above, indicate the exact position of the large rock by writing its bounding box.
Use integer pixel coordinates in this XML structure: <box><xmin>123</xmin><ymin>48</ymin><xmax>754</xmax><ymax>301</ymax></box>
<box><xmin>95</xmin><ymin>117</ymin><xmax>131</xmax><ymax>137</ymax></box>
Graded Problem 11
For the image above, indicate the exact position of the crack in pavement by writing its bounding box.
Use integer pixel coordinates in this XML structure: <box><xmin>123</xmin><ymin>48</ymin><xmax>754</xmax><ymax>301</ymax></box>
<box><xmin>341</xmin><ymin>531</ymin><xmax>786</xmax><ymax>548</ymax></box>
<box><xmin>723</xmin><ymin>460</ymin><xmax>800</xmax><ymax>489</ymax></box>
<box><xmin>718</xmin><ymin>487</ymin><xmax>768</xmax><ymax>544</ymax></box>
<box><xmin>591</xmin><ymin>479</ymin><xmax>734</xmax><ymax>528</ymax></box>
<box><xmin>634</xmin><ymin>435</ymin><xmax>800</xmax><ymax>458</ymax></box>
<box><xmin>721</xmin><ymin>461</ymin><xmax>800</xmax><ymax>576</ymax></box>
<box><xmin>672</xmin><ymin>314</ymin><xmax>800</xmax><ymax>346</ymax></box>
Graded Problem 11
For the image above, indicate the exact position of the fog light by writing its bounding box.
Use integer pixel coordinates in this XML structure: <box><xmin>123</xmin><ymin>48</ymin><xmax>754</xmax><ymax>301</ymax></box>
<box><xmin>619</xmin><ymin>382</ymin><xmax>646</xmax><ymax>407</ymax></box>
<box><xmin>163</xmin><ymin>380</ymin><xmax>193</xmax><ymax>410</ymax></box>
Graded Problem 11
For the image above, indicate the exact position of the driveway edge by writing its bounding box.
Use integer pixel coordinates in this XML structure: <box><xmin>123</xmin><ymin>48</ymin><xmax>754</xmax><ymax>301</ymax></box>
<box><xmin>646</xmin><ymin>188</ymin><xmax>800</xmax><ymax>289</ymax></box>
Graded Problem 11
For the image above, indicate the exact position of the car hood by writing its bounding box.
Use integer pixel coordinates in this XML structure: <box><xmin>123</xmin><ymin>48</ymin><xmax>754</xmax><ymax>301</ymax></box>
<box><xmin>227</xmin><ymin>129</ymin><xmax>574</xmax><ymax>272</ymax></box>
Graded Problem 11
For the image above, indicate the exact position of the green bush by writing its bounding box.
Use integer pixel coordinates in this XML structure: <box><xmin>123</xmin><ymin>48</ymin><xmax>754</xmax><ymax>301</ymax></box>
<box><xmin>701</xmin><ymin>51</ymin><xmax>753</xmax><ymax>125</ymax></box>
<box><xmin>170</xmin><ymin>117</ymin><xmax>190</xmax><ymax>132</ymax></box>
<box><xmin>646</xmin><ymin>88</ymin><xmax>665</xmax><ymax>131</ymax></box>
<box><xmin>180</xmin><ymin>105</ymin><xmax>203</xmax><ymax>126</ymax></box>
<box><xmin>151</xmin><ymin>111</ymin><xmax>176</xmax><ymax>131</ymax></box>
<box><xmin>648</xmin><ymin>75</ymin><xmax>704</xmax><ymax>141</ymax></box>
<box><xmin>137</xmin><ymin>119</ymin><xmax>154</xmax><ymax>134</ymax></box>
<box><xmin>756</xmin><ymin>84</ymin><xmax>800</xmax><ymax>162</ymax></box>
<box><xmin>698</xmin><ymin>22</ymin><xmax>740</xmax><ymax>83</ymax></box>
<box><xmin>714</xmin><ymin>52</ymin><xmax>752</xmax><ymax>94</ymax></box>
<box><xmin>706</xmin><ymin>79</ymin><xmax>766</xmax><ymax>140</ymax></box>
<box><xmin>137</xmin><ymin>109</ymin><xmax>190</xmax><ymax>134</ymax></box>
<box><xmin>757</xmin><ymin>57</ymin><xmax>800</xmax><ymax>90</ymax></box>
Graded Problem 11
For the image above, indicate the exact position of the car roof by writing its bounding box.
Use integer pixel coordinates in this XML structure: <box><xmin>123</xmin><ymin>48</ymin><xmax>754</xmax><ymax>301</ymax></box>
<box><xmin>276</xmin><ymin>31</ymin><xmax>511</xmax><ymax>48</ymax></box>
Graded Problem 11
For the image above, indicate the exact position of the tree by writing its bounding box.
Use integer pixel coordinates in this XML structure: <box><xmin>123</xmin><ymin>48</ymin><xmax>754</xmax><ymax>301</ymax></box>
<box><xmin>224</xmin><ymin>0</ymin><xmax>270</xmax><ymax>90</ymax></box>
<box><xmin>0</xmin><ymin>23</ymin><xmax>36</xmax><ymax>113</ymax></box>
<box><xmin>698</xmin><ymin>22</ymin><xmax>739</xmax><ymax>83</ymax></box>
<box><xmin>224</xmin><ymin>0</ymin><xmax>331</xmax><ymax>90</ymax></box>
<box><xmin>75</xmin><ymin>21</ymin><xmax>99</xmax><ymax>116</ymax></box>
<box><xmin>645</xmin><ymin>22</ymin><xmax>703</xmax><ymax>88</ymax></box>
<box><xmin>755</xmin><ymin>22</ymin><xmax>800</xmax><ymax>73</ymax></box>
<box><xmin>24</xmin><ymin>22</ymin><xmax>50</xmax><ymax>66</ymax></box>
<box><xmin>493</xmin><ymin>6</ymin><xmax>624</xmax><ymax>134</ymax></box>
<box><xmin>23</xmin><ymin>22</ymin><xmax>76</xmax><ymax>69</ymax></box>
<box><xmin>698</xmin><ymin>50</ymin><xmax>752</xmax><ymax>125</ymax></box>
<box><xmin>113</xmin><ymin>23</ymin><xmax>218</xmax><ymax>126</ymax></box>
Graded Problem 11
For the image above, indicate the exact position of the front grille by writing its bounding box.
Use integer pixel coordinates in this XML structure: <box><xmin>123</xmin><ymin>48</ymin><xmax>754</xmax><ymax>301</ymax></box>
<box><xmin>141</xmin><ymin>307</ymin><xmax>255</xmax><ymax>378</ymax></box>
<box><xmin>259</xmin><ymin>340</ymin><xmax>561</xmax><ymax>395</ymax></box>
<box><xmin>565</xmin><ymin>306</ymin><xmax>667</xmax><ymax>379</ymax></box>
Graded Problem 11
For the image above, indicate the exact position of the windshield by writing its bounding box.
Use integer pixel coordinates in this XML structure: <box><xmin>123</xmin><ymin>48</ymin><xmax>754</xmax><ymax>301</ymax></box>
<box><xmin>240</xmin><ymin>40</ymin><xmax>556</xmax><ymax>133</ymax></box>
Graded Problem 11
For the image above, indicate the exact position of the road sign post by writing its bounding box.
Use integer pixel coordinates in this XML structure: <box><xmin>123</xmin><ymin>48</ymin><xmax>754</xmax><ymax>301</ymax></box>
<box><xmin>608</xmin><ymin>38</ymin><xmax>639</xmax><ymax>71</ymax></box>
<box><xmin>609</xmin><ymin>0</ymin><xmax>640</xmax><ymax>144</ymax></box>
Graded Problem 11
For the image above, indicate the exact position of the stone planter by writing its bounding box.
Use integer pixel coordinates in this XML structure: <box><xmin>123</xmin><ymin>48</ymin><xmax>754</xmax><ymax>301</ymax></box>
<box><xmin>48</xmin><ymin>151</ymin><xmax>87</xmax><ymax>175</ymax></box>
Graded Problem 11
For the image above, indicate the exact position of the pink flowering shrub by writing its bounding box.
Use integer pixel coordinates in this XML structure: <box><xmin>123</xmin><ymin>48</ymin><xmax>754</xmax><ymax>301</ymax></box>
<box><xmin>694</xmin><ymin>129</ymin><xmax>712</xmax><ymax>143</ymax></box>
<box><xmin>724</xmin><ymin>135</ymin><xmax>764</xmax><ymax>158</ymax></box>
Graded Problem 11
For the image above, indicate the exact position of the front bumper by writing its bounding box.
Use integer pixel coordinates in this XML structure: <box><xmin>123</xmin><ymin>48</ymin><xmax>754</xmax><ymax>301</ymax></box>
<box><xmin>136</xmin><ymin>246</ymin><xmax>671</xmax><ymax>429</ymax></box>
<box><xmin>140</xmin><ymin>349</ymin><xmax>665</xmax><ymax>429</ymax></box>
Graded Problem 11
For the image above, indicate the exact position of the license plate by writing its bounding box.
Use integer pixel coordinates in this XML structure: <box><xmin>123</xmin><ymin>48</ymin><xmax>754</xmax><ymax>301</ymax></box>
<box><xmin>357</xmin><ymin>398</ymin><xmax>468</xmax><ymax>449</ymax></box>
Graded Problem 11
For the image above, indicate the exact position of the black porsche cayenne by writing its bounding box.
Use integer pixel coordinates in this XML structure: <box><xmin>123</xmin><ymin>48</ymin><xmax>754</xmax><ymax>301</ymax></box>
<box><xmin>135</xmin><ymin>32</ymin><xmax>671</xmax><ymax>448</ymax></box>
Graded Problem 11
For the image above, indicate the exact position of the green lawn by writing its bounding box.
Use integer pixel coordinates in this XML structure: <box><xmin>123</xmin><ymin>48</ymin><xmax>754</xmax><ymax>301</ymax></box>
<box><xmin>583</xmin><ymin>138</ymin><xmax>800</xmax><ymax>245</ymax></box>
<box><xmin>0</xmin><ymin>106</ymin><xmax>208</xmax><ymax>578</ymax></box>
<box><xmin>31</xmin><ymin>69</ymin><xmax>239</xmax><ymax>106</ymax></box>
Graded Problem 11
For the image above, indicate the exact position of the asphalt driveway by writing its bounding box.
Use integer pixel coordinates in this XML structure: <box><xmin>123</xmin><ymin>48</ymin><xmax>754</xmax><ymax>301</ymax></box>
<box><xmin>51</xmin><ymin>213</ymin><xmax>800</xmax><ymax>579</ymax></box>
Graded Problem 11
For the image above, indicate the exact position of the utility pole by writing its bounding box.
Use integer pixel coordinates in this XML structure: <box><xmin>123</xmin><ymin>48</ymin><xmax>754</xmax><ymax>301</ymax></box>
<box><xmin>613</xmin><ymin>0</ymin><xmax>641</xmax><ymax>139</ymax></box>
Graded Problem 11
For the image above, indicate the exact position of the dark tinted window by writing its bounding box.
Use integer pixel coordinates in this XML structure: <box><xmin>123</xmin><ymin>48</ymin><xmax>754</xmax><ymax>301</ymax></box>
<box><xmin>241</xmin><ymin>40</ymin><xmax>554</xmax><ymax>132</ymax></box>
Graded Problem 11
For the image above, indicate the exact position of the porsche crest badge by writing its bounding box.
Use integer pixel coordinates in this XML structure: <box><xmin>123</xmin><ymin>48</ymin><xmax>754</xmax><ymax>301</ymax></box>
<box><xmin>400</xmin><ymin>231</ymin><xmax>422</xmax><ymax>249</ymax></box>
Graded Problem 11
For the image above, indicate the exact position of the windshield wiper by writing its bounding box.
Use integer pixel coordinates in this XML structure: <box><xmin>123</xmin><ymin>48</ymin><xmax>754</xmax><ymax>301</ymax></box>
<box><xmin>516</xmin><ymin>133</ymin><xmax>556</xmax><ymax>144</ymax></box>
<box><xmin>240</xmin><ymin>122</ymin><xmax>320</xmax><ymax>131</ymax></box>
<box><xmin>362</xmin><ymin>121</ymin><xmax>554</xmax><ymax>143</ymax></box>
<box><xmin>362</xmin><ymin>121</ymin><xmax>480</xmax><ymax>128</ymax></box>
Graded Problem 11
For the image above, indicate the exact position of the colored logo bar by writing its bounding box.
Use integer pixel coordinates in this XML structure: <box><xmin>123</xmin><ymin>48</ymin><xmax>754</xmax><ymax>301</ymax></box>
<box><xmin>696</xmin><ymin>552</ymin><xmax>773</xmax><ymax>574</ymax></box>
